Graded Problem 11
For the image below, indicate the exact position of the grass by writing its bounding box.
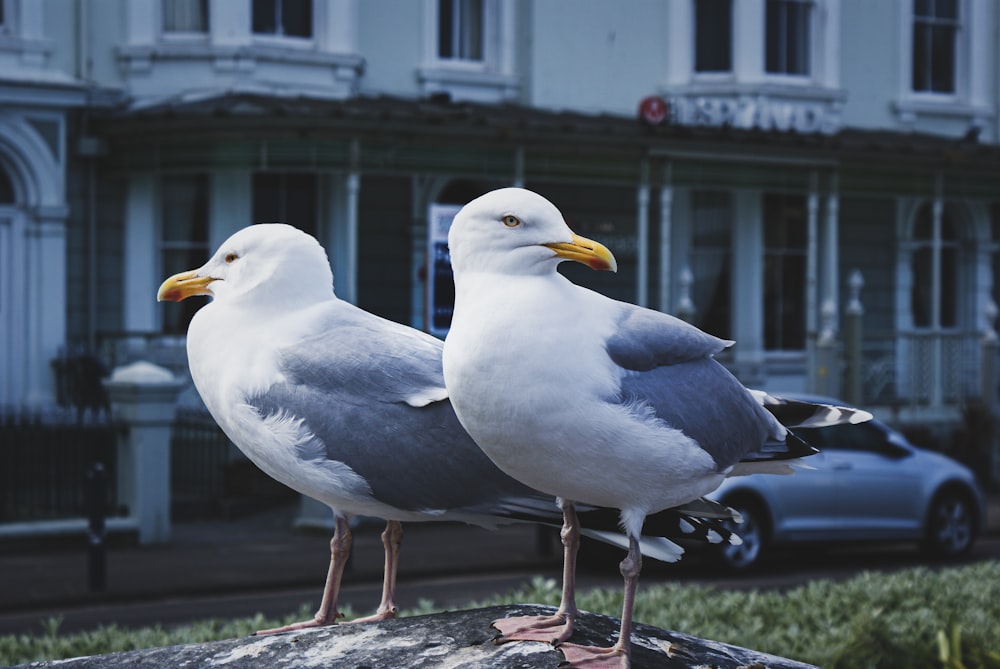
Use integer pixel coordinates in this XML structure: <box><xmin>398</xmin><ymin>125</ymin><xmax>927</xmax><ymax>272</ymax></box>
<box><xmin>2</xmin><ymin>561</ymin><xmax>999</xmax><ymax>668</ymax></box>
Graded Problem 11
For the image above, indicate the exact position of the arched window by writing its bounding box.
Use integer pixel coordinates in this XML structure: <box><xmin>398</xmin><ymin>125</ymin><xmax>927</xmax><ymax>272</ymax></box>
<box><xmin>0</xmin><ymin>166</ymin><xmax>15</xmax><ymax>204</ymax></box>
<box><xmin>991</xmin><ymin>204</ymin><xmax>1000</xmax><ymax>317</ymax></box>
<box><xmin>910</xmin><ymin>203</ymin><xmax>959</xmax><ymax>328</ymax></box>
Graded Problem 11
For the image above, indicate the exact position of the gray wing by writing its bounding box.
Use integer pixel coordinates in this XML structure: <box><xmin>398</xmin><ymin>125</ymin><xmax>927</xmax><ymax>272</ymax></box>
<box><xmin>245</xmin><ymin>301</ymin><xmax>550</xmax><ymax>516</ymax></box>
<box><xmin>605</xmin><ymin>303</ymin><xmax>776</xmax><ymax>470</ymax></box>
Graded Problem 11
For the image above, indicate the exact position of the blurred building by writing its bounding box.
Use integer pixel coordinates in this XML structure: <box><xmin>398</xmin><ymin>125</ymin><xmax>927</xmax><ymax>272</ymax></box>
<box><xmin>1</xmin><ymin>0</ymin><xmax>999</xmax><ymax>429</ymax></box>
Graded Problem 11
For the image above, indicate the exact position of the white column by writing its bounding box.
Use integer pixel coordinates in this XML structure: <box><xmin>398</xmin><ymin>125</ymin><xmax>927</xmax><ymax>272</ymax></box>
<box><xmin>125</xmin><ymin>0</ymin><xmax>157</xmax><ymax>45</ymax></box>
<box><xmin>344</xmin><ymin>171</ymin><xmax>360</xmax><ymax>304</ymax></box>
<box><xmin>211</xmin><ymin>0</ymin><xmax>252</xmax><ymax>46</ymax></box>
<box><xmin>931</xmin><ymin>174</ymin><xmax>944</xmax><ymax>406</ymax></box>
<box><xmin>806</xmin><ymin>174</ymin><xmax>819</xmax><ymax>392</ymax></box>
<box><xmin>636</xmin><ymin>162</ymin><xmax>650</xmax><ymax>308</ymax></box>
<box><xmin>657</xmin><ymin>163</ymin><xmax>673</xmax><ymax>313</ymax></box>
<box><xmin>824</xmin><ymin>173</ymin><xmax>840</xmax><ymax>333</ymax></box>
<box><xmin>733</xmin><ymin>0</ymin><xmax>765</xmax><ymax>82</ymax></box>
<box><xmin>806</xmin><ymin>173</ymin><xmax>819</xmax><ymax>341</ymax></box>
<box><xmin>105</xmin><ymin>362</ymin><xmax>184</xmax><ymax>544</ymax></box>
<box><xmin>732</xmin><ymin>190</ymin><xmax>765</xmax><ymax>384</ymax></box>
<box><xmin>314</xmin><ymin>0</ymin><xmax>360</xmax><ymax>53</ymax></box>
<box><xmin>25</xmin><ymin>213</ymin><xmax>68</xmax><ymax>405</ymax></box>
<box><xmin>663</xmin><ymin>1</ymin><xmax>692</xmax><ymax>86</ymax></box>
<box><xmin>123</xmin><ymin>174</ymin><xmax>158</xmax><ymax>332</ymax></box>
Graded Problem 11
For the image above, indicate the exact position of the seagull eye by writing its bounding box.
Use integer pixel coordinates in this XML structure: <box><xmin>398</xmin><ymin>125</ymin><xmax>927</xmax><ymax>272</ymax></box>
<box><xmin>225</xmin><ymin>253</ymin><xmax>239</xmax><ymax>264</ymax></box>
<box><xmin>502</xmin><ymin>215</ymin><xmax>521</xmax><ymax>228</ymax></box>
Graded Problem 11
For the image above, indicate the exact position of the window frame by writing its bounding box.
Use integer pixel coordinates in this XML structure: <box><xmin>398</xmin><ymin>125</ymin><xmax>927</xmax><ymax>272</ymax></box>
<box><xmin>437</xmin><ymin>0</ymin><xmax>485</xmax><ymax>63</ymax></box>
<box><xmin>688</xmin><ymin>191</ymin><xmax>734</xmax><ymax>340</ymax></box>
<box><xmin>694</xmin><ymin>0</ymin><xmax>733</xmax><ymax>75</ymax></box>
<box><xmin>418</xmin><ymin>0</ymin><xmax>519</xmax><ymax>102</ymax></box>
<box><xmin>158</xmin><ymin>174</ymin><xmax>211</xmax><ymax>335</ymax></box>
<box><xmin>908</xmin><ymin>203</ymin><xmax>962</xmax><ymax>331</ymax></box>
<box><xmin>423</xmin><ymin>0</ymin><xmax>499</xmax><ymax>73</ymax></box>
<box><xmin>762</xmin><ymin>193</ymin><xmax>808</xmax><ymax>352</ymax></box>
<box><xmin>251</xmin><ymin>0</ymin><xmax>316</xmax><ymax>48</ymax></box>
<box><xmin>161</xmin><ymin>0</ymin><xmax>209</xmax><ymax>37</ymax></box>
<box><xmin>763</xmin><ymin>0</ymin><xmax>814</xmax><ymax>80</ymax></box>
<box><xmin>910</xmin><ymin>0</ymin><xmax>960</xmax><ymax>95</ymax></box>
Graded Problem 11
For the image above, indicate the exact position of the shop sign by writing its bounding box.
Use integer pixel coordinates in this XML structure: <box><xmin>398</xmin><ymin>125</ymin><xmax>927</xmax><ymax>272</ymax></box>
<box><xmin>640</xmin><ymin>95</ymin><xmax>840</xmax><ymax>135</ymax></box>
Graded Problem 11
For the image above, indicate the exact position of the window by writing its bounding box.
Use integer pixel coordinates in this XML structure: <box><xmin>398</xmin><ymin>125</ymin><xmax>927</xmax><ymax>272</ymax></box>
<box><xmin>252</xmin><ymin>173</ymin><xmax>318</xmax><ymax>237</ymax></box>
<box><xmin>765</xmin><ymin>0</ymin><xmax>811</xmax><ymax>75</ymax></box>
<box><xmin>797</xmin><ymin>422</ymin><xmax>894</xmax><ymax>454</ymax></box>
<box><xmin>695</xmin><ymin>0</ymin><xmax>732</xmax><ymax>73</ymax></box>
<box><xmin>160</xmin><ymin>175</ymin><xmax>210</xmax><ymax>335</ymax></box>
<box><xmin>763</xmin><ymin>194</ymin><xmax>807</xmax><ymax>350</ymax></box>
<box><xmin>689</xmin><ymin>192</ymin><xmax>732</xmax><ymax>339</ymax></box>
<box><xmin>438</xmin><ymin>0</ymin><xmax>484</xmax><ymax>61</ymax></box>
<box><xmin>910</xmin><ymin>204</ymin><xmax>958</xmax><ymax>328</ymax></box>
<box><xmin>912</xmin><ymin>0</ymin><xmax>958</xmax><ymax>93</ymax></box>
<box><xmin>253</xmin><ymin>0</ymin><xmax>312</xmax><ymax>39</ymax></box>
<box><xmin>0</xmin><ymin>167</ymin><xmax>14</xmax><ymax>203</ymax></box>
<box><xmin>163</xmin><ymin>0</ymin><xmax>208</xmax><ymax>33</ymax></box>
<box><xmin>992</xmin><ymin>204</ymin><xmax>1000</xmax><ymax>320</ymax></box>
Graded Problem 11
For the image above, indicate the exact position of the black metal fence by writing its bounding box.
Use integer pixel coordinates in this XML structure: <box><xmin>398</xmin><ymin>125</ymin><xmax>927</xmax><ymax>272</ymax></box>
<box><xmin>1</xmin><ymin>405</ymin><xmax>295</xmax><ymax>525</ymax></box>
<box><xmin>169</xmin><ymin>407</ymin><xmax>296</xmax><ymax>519</ymax></box>
<box><xmin>0</xmin><ymin>408</ymin><xmax>119</xmax><ymax>523</ymax></box>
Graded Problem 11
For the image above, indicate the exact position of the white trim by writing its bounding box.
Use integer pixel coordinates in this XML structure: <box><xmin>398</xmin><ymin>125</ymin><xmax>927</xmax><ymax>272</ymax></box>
<box><xmin>123</xmin><ymin>174</ymin><xmax>158</xmax><ymax>333</ymax></box>
<box><xmin>664</xmin><ymin>0</ymin><xmax>842</xmax><ymax>133</ymax></box>
<box><xmin>893</xmin><ymin>0</ymin><xmax>992</xmax><ymax>127</ymax></box>
<box><xmin>120</xmin><ymin>0</ymin><xmax>363</xmax><ymax>100</ymax></box>
<box><xmin>417</xmin><ymin>0</ymin><xmax>519</xmax><ymax>103</ymax></box>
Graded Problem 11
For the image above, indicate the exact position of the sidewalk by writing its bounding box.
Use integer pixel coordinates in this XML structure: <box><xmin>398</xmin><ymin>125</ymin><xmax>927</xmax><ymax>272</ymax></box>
<box><xmin>1</xmin><ymin>494</ymin><xmax>997</xmax><ymax>638</ymax></box>
<box><xmin>0</xmin><ymin>505</ymin><xmax>564</xmax><ymax>635</ymax></box>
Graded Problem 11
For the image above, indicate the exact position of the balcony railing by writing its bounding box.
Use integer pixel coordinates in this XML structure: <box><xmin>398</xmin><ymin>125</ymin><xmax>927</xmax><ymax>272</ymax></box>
<box><xmin>859</xmin><ymin>330</ymin><xmax>994</xmax><ymax>410</ymax></box>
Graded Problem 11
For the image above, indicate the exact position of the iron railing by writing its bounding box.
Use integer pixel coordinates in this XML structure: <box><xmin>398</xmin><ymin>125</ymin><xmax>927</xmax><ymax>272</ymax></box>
<box><xmin>0</xmin><ymin>407</ymin><xmax>119</xmax><ymax>522</ymax></box>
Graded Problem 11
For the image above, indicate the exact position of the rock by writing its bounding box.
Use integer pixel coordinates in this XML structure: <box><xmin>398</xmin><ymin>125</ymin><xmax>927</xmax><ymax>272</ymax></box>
<box><xmin>15</xmin><ymin>604</ymin><xmax>818</xmax><ymax>668</ymax></box>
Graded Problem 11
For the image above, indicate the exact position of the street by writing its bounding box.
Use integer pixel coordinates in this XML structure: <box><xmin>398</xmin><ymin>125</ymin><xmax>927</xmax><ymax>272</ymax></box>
<box><xmin>1</xmin><ymin>513</ymin><xmax>996</xmax><ymax>638</ymax></box>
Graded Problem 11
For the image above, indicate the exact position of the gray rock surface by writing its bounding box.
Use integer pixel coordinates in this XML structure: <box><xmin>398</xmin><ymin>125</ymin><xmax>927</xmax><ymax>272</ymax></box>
<box><xmin>16</xmin><ymin>604</ymin><xmax>818</xmax><ymax>668</ymax></box>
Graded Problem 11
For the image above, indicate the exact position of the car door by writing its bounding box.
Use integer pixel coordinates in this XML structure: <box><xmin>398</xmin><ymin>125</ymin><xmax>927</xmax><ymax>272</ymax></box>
<box><xmin>814</xmin><ymin>421</ymin><xmax>924</xmax><ymax>539</ymax></box>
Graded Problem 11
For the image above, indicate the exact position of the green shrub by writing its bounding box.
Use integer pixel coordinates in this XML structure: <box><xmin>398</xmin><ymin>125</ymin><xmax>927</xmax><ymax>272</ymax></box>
<box><xmin>2</xmin><ymin>562</ymin><xmax>998</xmax><ymax>668</ymax></box>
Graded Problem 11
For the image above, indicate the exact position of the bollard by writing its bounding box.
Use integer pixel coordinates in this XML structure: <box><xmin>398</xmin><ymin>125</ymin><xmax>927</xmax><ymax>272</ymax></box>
<box><xmin>86</xmin><ymin>462</ymin><xmax>108</xmax><ymax>591</ymax></box>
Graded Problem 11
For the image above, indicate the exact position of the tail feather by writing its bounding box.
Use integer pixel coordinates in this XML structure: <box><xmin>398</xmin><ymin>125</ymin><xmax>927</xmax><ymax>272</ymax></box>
<box><xmin>751</xmin><ymin>391</ymin><xmax>873</xmax><ymax>429</ymax></box>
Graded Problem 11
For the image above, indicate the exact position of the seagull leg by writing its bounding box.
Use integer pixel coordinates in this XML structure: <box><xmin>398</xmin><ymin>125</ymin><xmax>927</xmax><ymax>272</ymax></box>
<box><xmin>493</xmin><ymin>499</ymin><xmax>580</xmax><ymax>645</ymax></box>
<box><xmin>344</xmin><ymin>520</ymin><xmax>403</xmax><ymax>623</ymax></box>
<box><xmin>255</xmin><ymin>514</ymin><xmax>352</xmax><ymax>635</ymax></box>
<box><xmin>557</xmin><ymin>533</ymin><xmax>640</xmax><ymax>668</ymax></box>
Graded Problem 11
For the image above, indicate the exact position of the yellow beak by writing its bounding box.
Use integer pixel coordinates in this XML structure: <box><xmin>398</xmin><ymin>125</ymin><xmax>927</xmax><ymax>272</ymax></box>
<box><xmin>157</xmin><ymin>270</ymin><xmax>216</xmax><ymax>302</ymax></box>
<box><xmin>543</xmin><ymin>233</ymin><xmax>618</xmax><ymax>272</ymax></box>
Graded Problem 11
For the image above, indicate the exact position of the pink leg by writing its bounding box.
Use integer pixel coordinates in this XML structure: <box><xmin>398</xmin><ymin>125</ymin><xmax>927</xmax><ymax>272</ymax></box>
<box><xmin>557</xmin><ymin>533</ymin><xmax>640</xmax><ymax>668</ymax></box>
<box><xmin>255</xmin><ymin>514</ymin><xmax>352</xmax><ymax>635</ymax></box>
<box><xmin>493</xmin><ymin>500</ymin><xmax>580</xmax><ymax>645</ymax></box>
<box><xmin>344</xmin><ymin>520</ymin><xmax>403</xmax><ymax>623</ymax></box>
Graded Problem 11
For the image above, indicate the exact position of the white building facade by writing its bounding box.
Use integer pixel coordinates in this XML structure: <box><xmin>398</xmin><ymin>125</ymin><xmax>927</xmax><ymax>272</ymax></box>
<box><xmin>1</xmin><ymin>0</ymin><xmax>998</xmax><ymax>429</ymax></box>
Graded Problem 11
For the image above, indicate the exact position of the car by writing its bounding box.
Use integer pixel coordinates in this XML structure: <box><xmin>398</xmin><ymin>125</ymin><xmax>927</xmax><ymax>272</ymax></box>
<box><xmin>707</xmin><ymin>395</ymin><xmax>986</xmax><ymax>570</ymax></box>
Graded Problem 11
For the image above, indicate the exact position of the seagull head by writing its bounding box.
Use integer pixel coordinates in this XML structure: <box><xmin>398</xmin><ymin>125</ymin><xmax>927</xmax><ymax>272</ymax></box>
<box><xmin>157</xmin><ymin>223</ymin><xmax>335</xmax><ymax>310</ymax></box>
<box><xmin>448</xmin><ymin>188</ymin><xmax>618</xmax><ymax>276</ymax></box>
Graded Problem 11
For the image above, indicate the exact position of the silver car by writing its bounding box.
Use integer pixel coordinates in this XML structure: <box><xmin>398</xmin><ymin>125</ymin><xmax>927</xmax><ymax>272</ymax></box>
<box><xmin>708</xmin><ymin>397</ymin><xmax>986</xmax><ymax>570</ymax></box>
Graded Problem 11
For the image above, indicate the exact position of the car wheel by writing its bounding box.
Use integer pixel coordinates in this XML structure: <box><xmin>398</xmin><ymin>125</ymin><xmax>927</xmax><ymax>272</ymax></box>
<box><xmin>716</xmin><ymin>498</ymin><xmax>769</xmax><ymax>571</ymax></box>
<box><xmin>922</xmin><ymin>490</ymin><xmax>977</xmax><ymax>558</ymax></box>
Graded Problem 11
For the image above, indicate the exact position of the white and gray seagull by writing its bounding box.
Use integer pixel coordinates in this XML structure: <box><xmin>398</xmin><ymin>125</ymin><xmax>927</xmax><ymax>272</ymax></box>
<box><xmin>157</xmin><ymin>223</ymin><xmax>750</xmax><ymax>636</ymax></box>
<box><xmin>442</xmin><ymin>188</ymin><xmax>870</xmax><ymax>668</ymax></box>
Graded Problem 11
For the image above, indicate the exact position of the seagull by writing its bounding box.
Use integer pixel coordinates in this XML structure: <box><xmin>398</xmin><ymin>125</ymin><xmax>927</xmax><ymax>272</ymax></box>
<box><xmin>442</xmin><ymin>188</ymin><xmax>870</xmax><ymax>668</ymax></box>
<box><xmin>157</xmin><ymin>223</ymin><xmax>750</xmax><ymax>636</ymax></box>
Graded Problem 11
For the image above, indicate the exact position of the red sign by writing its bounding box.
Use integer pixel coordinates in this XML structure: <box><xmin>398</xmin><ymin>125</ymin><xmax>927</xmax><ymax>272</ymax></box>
<box><xmin>638</xmin><ymin>96</ymin><xmax>669</xmax><ymax>125</ymax></box>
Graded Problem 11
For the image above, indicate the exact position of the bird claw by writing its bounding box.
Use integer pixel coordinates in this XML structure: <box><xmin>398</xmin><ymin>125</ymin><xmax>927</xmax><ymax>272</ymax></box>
<box><xmin>492</xmin><ymin>614</ymin><xmax>574</xmax><ymax>645</ymax></box>
<box><xmin>557</xmin><ymin>642</ymin><xmax>630</xmax><ymax>668</ymax></box>
<box><xmin>343</xmin><ymin>607</ymin><xmax>397</xmax><ymax>624</ymax></box>
<box><xmin>254</xmin><ymin>611</ymin><xmax>344</xmax><ymax>636</ymax></box>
